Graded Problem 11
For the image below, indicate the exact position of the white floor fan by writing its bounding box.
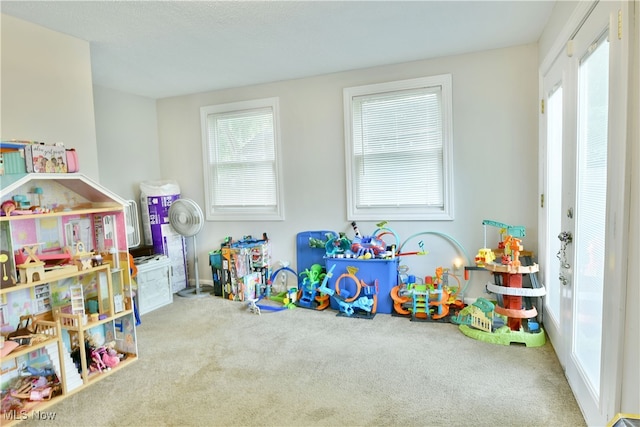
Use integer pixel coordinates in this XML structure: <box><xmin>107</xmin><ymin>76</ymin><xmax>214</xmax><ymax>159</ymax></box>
<box><xmin>168</xmin><ymin>198</ymin><xmax>214</xmax><ymax>298</ymax></box>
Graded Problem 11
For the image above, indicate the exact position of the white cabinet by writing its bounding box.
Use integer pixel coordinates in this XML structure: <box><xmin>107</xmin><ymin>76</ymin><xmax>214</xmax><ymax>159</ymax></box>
<box><xmin>135</xmin><ymin>255</ymin><xmax>172</xmax><ymax>316</ymax></box>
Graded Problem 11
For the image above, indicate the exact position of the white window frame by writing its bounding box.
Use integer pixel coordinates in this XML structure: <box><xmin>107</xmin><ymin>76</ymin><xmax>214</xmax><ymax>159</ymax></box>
<box><xmin>200</xmin><ymin>97</ymin><xmax>285</xmax><ymax>221</ymax></box>
<box><xmin>343</xmin><ymin>74</ymin><xmax>454</xmax><ymax>221</ymax></box>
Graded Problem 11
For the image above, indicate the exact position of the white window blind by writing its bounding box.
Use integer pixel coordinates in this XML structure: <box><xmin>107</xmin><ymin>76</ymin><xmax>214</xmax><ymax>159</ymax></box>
<box><xmin>201</xmin><ymin>98</ymin><xmax>284</xmax><ymax>221</ymax></box>
<box><xmin>344</xmin><ymin>75</ymin><xmax>454</xmax><ymax>220</ymax></box>
<box><xmin>574</xmin><ymin>33</ymin><xmax>609</xmax><ymax>393</ymax></box>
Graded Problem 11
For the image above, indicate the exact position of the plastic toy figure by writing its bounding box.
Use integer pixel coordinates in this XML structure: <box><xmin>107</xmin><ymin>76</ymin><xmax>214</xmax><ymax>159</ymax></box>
<box><xmin>350</xmin><ymin>235</ymin><xmax>386</xmax><ymax>258</ymax></box>
<box><xmin>501</xmin><ymin>235</ymin><xmax>523</xmax><ymax>268</ymax></box>
<box><xmin>297</xmin><ymin>264</ymin><xmax>326</xmax><ymax>309</ymax></box>
<box><xmin>317</xmin><ymin>265</ymin><xmax>377</xmax><ymax>317</ymax></box>
<box><xmin>325</xmin><ymin>233</ymin><xmax>351</xmax><ymax>256</ymax></box>
<box><xmin>474</xmin><ymin>248</ymin><xmax>495</xmax><ymax>267</ymax></box>
<box><xmin>1</xmin><ymin>200</ymin><xmax>16</xmax><ymax>216</ymax></box>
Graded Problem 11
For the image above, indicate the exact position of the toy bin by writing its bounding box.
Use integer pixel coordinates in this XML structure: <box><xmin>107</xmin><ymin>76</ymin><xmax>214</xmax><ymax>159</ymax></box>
<box><xmin>324</xmin><ymin>257</ymin><xmax>399</xmax><ymax>314</ymax></box>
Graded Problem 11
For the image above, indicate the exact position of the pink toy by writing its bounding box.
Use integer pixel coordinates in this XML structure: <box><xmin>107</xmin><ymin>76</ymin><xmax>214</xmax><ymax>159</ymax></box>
<box><xmin>89</xmin><ymin>342</ymin><xmax>120</xmax><ymax>372</ymax></box>
<box><xmin>102</xmin><ymin>348</ymin><xmax>120</xmax><ymax>368</ymax></box>
<box><xmin>90</xmin><ymin>348</ymin><xmax>108</xmax><ymax>372</ymax></box>
<box><xmin>99</xmin><ymin>342</ymin><xmax>121</xmax><ymax>368</ymax></box>
<box><xmin>1</xmin><ymin>200</ymin><xmax>16</xmax><ymax>216</ymax></box>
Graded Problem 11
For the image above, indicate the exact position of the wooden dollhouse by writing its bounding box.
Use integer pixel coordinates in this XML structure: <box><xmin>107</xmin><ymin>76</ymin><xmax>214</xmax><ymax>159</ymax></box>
<box><xmin>0</xmin><ymin>173</ymin><xmax>139</xmax><ymax>424</ymax></box>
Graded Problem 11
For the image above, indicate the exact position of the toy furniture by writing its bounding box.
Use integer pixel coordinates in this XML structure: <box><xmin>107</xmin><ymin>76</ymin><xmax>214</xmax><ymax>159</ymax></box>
<box><xmin>15</xmin><ymin>243</ymin><xmax>46</xmax><ymax>284</ymax></box>
<box><xmin>72</xmin><ymin>241</ymin><xmax>94</xmax><ymax>271</ymax></box>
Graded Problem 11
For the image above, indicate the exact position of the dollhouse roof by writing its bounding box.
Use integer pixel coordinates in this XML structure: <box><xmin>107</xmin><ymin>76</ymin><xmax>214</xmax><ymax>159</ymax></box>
<box><xmin>0</xmin><ymin>173</ymin><xmax>127</xmax><ymax>207</ymax></box>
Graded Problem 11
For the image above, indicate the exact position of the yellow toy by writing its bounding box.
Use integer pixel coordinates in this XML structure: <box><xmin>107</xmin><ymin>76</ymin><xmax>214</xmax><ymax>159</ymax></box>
<box><xmin>474</xmin><ymin>248</ymin><xmax>495</xmax><ymax>267</ymax></box>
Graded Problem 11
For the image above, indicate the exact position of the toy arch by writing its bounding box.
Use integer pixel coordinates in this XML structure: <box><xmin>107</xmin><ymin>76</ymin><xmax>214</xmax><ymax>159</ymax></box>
<box><xmin>335</xmin><ymin>273</ymin><xmax>361</xmax><ymax>303</ymax></box>
<box><xmin>269</xmin><ymin>266</ymin><xmax>297</xmax><ymax>295</ymax></box>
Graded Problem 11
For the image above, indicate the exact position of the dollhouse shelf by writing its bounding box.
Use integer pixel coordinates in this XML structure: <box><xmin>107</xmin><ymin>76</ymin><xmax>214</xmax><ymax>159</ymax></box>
<box><xmin>0</xmin><ymin>320</ymin><xmax>64</xmax><ymax>427</ymax></box>
<box><xmin>0</xmin><ymin>206</ymin><xmax>125</xmax><ymax>222</ymax></box>
<box><xmin>0</xmin><ymin>357</ymin><xmax>138</xmax><ymax>427</ymax></box>
<box><xmin>0</xmin><ymin>265</ymin><xmax>111</xmax><ymax>296</ymax></box>
<box><xmin>85</xmin><ymin>354</ymin><xmax>138</xmax><ymax>384</ymax></box>
<box><xmin>3</xmin><ymin>336</ymin><xmax>58</xmax><ymax>360</ymax></box>
<box><xmin>2</xmin><ymin>320</ymin><xmax>60</xmax><ymax>360</ymax></box>
<box><xmin>53</xmin><ymin>307</ymin><xmax>137</xmax><ymax>385</ymax></box>
<box><xmin>2</xmin><ymin>395</ymin><xmax>65</xmax><ymax>427</ymax></box>
<box><xmin>55</xmin><ymin>308</ymin><xmax>135</xmax><ymax>331</ymax></box>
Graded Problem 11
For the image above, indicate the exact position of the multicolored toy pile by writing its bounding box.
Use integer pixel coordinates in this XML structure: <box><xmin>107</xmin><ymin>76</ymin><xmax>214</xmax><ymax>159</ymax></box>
<box><xmin>209</xmin><ymin>219</ymin><xmax>547</xmax><ymax>347</ymax></box>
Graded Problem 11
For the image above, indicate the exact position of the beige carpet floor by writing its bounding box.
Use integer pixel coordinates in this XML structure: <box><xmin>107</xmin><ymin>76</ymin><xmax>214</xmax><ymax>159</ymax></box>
<box><xmin>21</xmin><ymin>295</ymin><xmax>586</xmax><ymax>427</ymax></box>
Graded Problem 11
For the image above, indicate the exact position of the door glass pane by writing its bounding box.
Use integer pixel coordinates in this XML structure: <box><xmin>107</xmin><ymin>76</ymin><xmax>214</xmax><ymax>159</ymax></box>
<box><xmin>546</xmin><ymin>85</ymin><xmax>563</xmax><ymax>322</ymax></box>
<box><xmin>574</xmin><ymin>34</ymin><xmax>609</xmax><ymax>394</ymax></box>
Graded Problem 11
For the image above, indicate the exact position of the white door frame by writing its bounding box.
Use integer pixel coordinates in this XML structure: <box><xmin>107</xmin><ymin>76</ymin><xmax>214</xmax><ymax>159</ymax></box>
<box><xmin>539</xmin><ymin>52</ymin><xmax>569</xmax><ymax>367</ymax></box>
<box><xmin>538</xmin><ymin>1</ymin><xmax>631</xmax><ymax>425</ymax></box>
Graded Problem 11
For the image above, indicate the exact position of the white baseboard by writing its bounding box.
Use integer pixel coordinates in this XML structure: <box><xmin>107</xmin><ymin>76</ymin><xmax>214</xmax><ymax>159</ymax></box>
<box><xmin>185</xmin><ymin>278</ymin><xmax>214</xmax><ymax>287</ymax></box>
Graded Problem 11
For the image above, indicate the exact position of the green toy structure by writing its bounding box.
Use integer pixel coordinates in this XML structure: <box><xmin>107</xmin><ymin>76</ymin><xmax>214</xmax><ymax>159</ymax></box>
<box><xmin>452</xmin><ymin>220</ymin><xmax>547</xmax><ymax>347</ymax></box>
<box><xmin>453</xmin><ymin>298</ymin><xmax>546</xmax><ymax>347</ymax></box>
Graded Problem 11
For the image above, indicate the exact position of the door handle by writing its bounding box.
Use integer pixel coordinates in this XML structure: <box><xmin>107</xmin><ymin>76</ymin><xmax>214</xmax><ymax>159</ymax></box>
<box><xmin>557</xmin><ymin>231</ymin><xmax>573</xmax><ymax>285</ymax></box>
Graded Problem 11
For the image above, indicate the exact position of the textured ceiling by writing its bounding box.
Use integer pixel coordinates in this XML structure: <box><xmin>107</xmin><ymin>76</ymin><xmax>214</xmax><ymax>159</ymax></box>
<box><xmin>1</xmin><ymin>1</ymin><xmax>556</xmax><ymax>99</ymax></box>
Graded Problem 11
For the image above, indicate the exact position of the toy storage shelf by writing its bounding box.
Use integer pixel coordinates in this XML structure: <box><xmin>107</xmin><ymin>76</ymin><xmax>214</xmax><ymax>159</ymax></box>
<box><xmin>0</xmin><ymin>173</ymin><xmax>139</xmax><ymax>425</ymax></box>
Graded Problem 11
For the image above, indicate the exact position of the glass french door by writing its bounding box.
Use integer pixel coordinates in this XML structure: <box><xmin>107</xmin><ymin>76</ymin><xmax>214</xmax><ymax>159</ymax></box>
<box><xmin>541</xmin><ymin>53</ymin><xmax>567</xmax><ymax>366</ymax></box>
<box><xmin>540</xmin><ymin>1</ymin><xmax>629</xmax><ymax>425</ymax></box>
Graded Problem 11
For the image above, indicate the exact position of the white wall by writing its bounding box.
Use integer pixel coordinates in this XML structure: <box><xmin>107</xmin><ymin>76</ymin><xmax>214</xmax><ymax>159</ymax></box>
<box><xmin>93</xmin><ymin>85</ymin><xmax>162</xmax><ymax>201</ymax></box>
<box><xmin>157</xmin><ymin>44</ymin><xmax>540</xmax><ymax>301</ymax></box>
<box><xmin>0</xmin><ymin>14</ymin><xmax>99</xmax><ymax>181</ymax></box>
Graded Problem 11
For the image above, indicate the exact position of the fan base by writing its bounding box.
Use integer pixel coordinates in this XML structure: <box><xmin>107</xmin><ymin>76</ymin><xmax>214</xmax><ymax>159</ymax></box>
<box><xmin>177</xmin><ymin>285</ymin><xmax>214</xmax><ymax>298</ymax></box>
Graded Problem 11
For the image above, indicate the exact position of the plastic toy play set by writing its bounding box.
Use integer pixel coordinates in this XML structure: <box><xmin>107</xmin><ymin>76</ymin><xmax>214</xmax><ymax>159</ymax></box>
<box><xmin>209</xmin><ymin>219</ymin><xmax>547</xmax><ymax>347</ymax></box>
<box><xmin>452</xmin><ymin>220</ymin><xmax>547</xmax><ymax>347</ymax></box>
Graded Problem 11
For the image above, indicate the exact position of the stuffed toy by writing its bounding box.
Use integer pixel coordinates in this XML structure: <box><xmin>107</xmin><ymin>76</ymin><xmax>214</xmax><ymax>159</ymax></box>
<box><xmin>101</xmin><ymin>342</ymin><xmax>121</xmax><ymax>368</ymax></box>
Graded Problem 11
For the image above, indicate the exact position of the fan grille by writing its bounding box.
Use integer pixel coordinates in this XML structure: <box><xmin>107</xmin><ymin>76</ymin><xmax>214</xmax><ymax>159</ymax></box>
<box><xmin>168</xmin><ymin>199</ymin><xmax>204</xmax><ymax>237</ymax></box>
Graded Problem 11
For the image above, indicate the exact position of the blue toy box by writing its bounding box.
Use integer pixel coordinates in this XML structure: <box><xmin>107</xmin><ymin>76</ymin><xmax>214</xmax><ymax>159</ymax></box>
<box><xmin>324</xmin><ymin>257</ymin><xmax>399</xmax><ymax>314</ymax></box>
<box><xmin>296</xmin><ymin>230</ymin><xmax>338</xmax><ymax>273</ymax></box>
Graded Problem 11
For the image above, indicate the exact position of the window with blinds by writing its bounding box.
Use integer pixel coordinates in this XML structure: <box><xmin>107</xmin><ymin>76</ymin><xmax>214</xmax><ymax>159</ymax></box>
<box><xmin>200</xmin><ymin>97</ymin><xmax>284</xmax><ymax>221</ymax></box>
<box><xmin>343</xmin><ymin>75</ymin><xmax>454</xmax><ymax>220</ymax></box>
